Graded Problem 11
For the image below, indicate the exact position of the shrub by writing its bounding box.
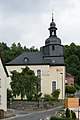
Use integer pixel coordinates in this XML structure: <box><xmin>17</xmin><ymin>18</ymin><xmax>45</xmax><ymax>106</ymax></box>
<box><xmin>65</xmin><ymin>86</ymin><xmax>76</xmax><ymax>94</ymax></box>
<box><xmin>44</xmin><ymin>94</ymin><xmax>52</xmax><ymax>101</ymax></box>
<box><xmin>52</xmin><ymin>89</ymin><xmax>60</xmax><ymax>100</ymax></box>
<box><xmin>50</xmin><ymin>116</ymin><xmax>76</xmax><ymax>120</ymax></box>
<box><xmin>66</xmin><ymin>108</ymin><xmax>70</xmax><ymax>118</ymax></box>
<box><xmin>71</xmin><ymin>110</ymin><xmax>76</xmax><ymax>119</ymax></box>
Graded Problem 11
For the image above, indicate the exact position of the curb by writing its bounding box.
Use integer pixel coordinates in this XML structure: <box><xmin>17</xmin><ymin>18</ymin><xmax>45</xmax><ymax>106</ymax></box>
<box><xmin>40</xmin><ymin>117</ymin><xmax>50</xmax><ymax>120</ymax></box>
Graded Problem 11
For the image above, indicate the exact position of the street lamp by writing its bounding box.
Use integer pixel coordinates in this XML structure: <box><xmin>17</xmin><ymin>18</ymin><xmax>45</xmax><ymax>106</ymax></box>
<box><xmin>60</xmin><ymin>73</ymin><xmax>63</xmax><ymax>99</ymax></box>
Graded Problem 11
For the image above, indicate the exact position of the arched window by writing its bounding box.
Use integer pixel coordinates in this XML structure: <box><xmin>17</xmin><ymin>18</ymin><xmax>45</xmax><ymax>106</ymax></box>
<box><xmin>37</xmin><ymin>70</ymin><xmax>41</xmax><ymax>92</ymax></box>
<box><xmin>52</xmin><ymin>81</ymin><xmax>56</xmax><ymax>93</ymax></box>
<box><xmin>37</xmin><ymin>70</ymin><xmax>41</xmax><ymax>78</ymax></box>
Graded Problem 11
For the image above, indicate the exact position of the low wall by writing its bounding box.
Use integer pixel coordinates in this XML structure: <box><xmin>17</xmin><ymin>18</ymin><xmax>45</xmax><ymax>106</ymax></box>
<box><xmin>8</xmin><ymin>100</ymin><xmax>63</xmax><ymax>111</ymax></box>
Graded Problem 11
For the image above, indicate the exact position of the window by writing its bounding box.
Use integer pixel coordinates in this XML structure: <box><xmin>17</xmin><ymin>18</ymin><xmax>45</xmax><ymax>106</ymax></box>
<box><xmin>52</xmin><ymin>81</ymin><xmax>56</xmax><ymax>93</ymax></box>
<box><xmin>37</xmin><ymin>70</ymin><xmax>41</xmax><ymax>92</ymax></box>
<box><xmin>52</xmin><ymin>45</ymin><xmax>54</xmax><ymax>50</ymax></box>
<box><xmin>23</xmin><ymin>57</ymin><xmax>29</xmax><ymax>64</ymax></box>
<box><xmin>52</xmin><ymin>31</ymin><xmax>54</xmax><ymax>35</ymax></box>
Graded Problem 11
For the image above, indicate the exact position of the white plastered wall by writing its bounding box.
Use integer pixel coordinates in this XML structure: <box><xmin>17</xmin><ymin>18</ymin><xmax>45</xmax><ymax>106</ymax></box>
<box><xmin>6</xmin><ymin>65</ymin><xmax>65</xmax><ymax>99</ymax></box>
<box><xmin>0</xmin><ymin>59</ymin><xmax>7</xmax><ymax>111</ymax></box>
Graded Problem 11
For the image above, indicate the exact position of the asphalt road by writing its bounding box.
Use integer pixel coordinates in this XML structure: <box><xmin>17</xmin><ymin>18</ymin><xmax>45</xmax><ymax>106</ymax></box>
<box><xmin>5</xmin><ymin>106</ymin><xmax>63</xmax><ymax>120</ymax></box>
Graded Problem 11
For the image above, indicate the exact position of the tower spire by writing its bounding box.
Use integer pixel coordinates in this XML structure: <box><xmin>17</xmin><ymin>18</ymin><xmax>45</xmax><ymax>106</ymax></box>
<box><xmin>52</xmin><ymin>13</ymin><xmax>54</xmax><ymax>22</ymax></box>
<box><xmin>48</xmin><ymin>13</ymin><xmax>57</xmax><ymax>37</ymax></box>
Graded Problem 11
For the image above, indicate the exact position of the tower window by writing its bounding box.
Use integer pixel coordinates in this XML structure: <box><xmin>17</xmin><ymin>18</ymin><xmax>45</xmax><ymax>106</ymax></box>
<box><xmin>52</xmin><ymin>45</ymin><xmax>55</xmax><ymax>50</ymax></box>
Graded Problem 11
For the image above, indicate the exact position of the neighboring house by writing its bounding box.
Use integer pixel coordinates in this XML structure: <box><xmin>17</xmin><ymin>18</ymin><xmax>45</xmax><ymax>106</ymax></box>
<box><xmin>65</xmin><ymin>73</ymin><xmax>74</xmax><ymax>86</ymax></box>
<box><xmin>0</xmin><ymin>53</ymin><xmax>9</xmax><ymax>111</ymax></box>
<box><xmin>6</xmin><ymin>15</ymin><xmax>65</xmax><ymax>99</ymax></box>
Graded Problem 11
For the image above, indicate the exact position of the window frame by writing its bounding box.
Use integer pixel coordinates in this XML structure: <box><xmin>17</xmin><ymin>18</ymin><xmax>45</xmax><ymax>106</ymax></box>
<box><xmin>52</xmin><ymin>81</ymin><xmax>56</xmax><ymax>93</ymax></box>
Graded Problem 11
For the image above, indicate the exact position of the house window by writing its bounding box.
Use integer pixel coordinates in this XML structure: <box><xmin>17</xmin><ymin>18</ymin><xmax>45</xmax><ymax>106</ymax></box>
<box><xmin>52</xmin><ymin>45</ymin><xmax>54</xmax><ymax>50</ymax></box>
<box><xmin>0</xmin><ymin>95</ymin><xmax>1</xmax><ymax>105</ymax></box>
<box><xmin>52</xmin><ymin>81</ymin><xmax>56</xmax><ymax>93</ymax></box>
<box><xmin>37</xmin><ymin>70</ymin><xmax>41</xmax><ymax>92</ymax></box>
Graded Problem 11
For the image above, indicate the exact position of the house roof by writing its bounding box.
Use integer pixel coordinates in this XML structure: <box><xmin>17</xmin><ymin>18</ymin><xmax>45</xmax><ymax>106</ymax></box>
<box><xmin>0</xmin><ymin>53</ymin><xmax>9</xmax><ymax>77</ymax></box>
<box><xmin>6</xmin><ymin>51</ymin><xmax>65</xmax><ymax>66</ymax></box>
<box><xmin>66</xmin><ymin>73</ymin><xmax>74</xmax><ymax>78</ymax></box>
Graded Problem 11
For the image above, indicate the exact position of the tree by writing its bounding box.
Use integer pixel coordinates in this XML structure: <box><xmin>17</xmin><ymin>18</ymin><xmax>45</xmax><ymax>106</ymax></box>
<box><xmin>65</xmin><ymin>86</ymin><xmax>76</xmax><ymax>95</ymax></box>
<box><xmin>10</xmin><ymin>66</ymin><xmax>40</xmax><ymax>100</ymax></box>
<box><xmin>10</xmin><ymin>70</ymin><xmax>25</xmax><ymax>100</ymax></box>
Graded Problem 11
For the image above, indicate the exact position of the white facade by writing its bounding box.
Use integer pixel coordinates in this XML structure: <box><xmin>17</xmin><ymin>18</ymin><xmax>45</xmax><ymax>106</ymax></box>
<box><xmin>0</xmin><ymin>57</ymin><xmax>8</xmax><ymax>111</ymax></box>
<box><xmin>6</xmin><ymin>65</ymin><xmax>65</xmax><ymax>99</ymax></box>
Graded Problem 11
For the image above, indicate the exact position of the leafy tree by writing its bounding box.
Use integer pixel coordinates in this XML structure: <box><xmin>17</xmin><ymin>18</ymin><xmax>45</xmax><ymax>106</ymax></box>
<box><xmin>74</xmin><ymin>85</ymin><xmax>80</xmax><ymax>90</ymax></box>
<box><xmin>65</xmin><ymin>86</ymin><xmax>76</xmax><ymax>95</ymax></box>
<box><xmin>64</xmin><ymin>43</ymin><xmax>80</xmax><ymax>85</ymax></box>
<box><xmin>10</xmin><ymin>70</ymin><xmax>25</xmax><ymax>100</ymax></box>
<box><xmin>10</xmin><ymin>66</ymin><xmax>40</xmax><ymax>100</ymax></box>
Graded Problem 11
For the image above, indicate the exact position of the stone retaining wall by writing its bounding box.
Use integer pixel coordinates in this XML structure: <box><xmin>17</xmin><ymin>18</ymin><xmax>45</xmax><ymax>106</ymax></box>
<box><xmin>8</xmin><ymin>100</ymin><xmax>63</xmax><ymax>111</ymax></box>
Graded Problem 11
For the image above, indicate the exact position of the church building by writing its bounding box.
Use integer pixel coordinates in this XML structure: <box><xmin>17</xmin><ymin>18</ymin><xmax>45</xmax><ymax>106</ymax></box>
<box><xmin>6</xmin><ymin>14</ymin><xmax>65</xmax><ymax>99</ymax></box>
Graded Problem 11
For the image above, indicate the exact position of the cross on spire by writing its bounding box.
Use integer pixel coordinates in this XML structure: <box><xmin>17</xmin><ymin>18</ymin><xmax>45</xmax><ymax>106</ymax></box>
<box><xmin>52</xmin><ymin>13</ymin><xmax>54</xmax><ymax>22</ymax></box>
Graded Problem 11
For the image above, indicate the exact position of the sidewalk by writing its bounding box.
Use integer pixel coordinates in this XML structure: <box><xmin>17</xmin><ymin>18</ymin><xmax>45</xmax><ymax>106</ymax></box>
<box><xmin>4</xmin><ymin>109</ymin><xmax>16</xmax><ymax>118</ymax></box>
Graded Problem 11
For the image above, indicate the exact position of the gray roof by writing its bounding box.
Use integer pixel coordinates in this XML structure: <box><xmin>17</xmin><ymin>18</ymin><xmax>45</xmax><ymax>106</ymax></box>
<box><xmin>6</xmin><ymin>51</ymin><xmax>65</xmax><ymax>66</ymax></box>
<box><xmin>45</xmin><ymin>36</ymin><xmax>61</xmax><ymax>45</ymax></box>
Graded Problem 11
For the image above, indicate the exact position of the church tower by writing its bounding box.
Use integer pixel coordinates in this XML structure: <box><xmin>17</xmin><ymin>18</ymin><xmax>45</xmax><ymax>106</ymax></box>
<box><xmin>43</xmin><ymin>14</ymin><xmax>64</xmax><ymax>65</ymax></box>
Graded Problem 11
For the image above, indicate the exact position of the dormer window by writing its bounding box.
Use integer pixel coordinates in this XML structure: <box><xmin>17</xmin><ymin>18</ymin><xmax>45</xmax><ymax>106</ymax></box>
<box><xmin>23</xmin><ymin>57</ymin><xmax>28</xmax><ymax>64</ymax></box>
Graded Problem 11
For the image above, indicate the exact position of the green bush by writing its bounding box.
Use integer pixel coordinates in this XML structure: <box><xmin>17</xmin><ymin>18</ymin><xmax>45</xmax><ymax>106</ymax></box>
<box><xmin>44</xmin><ymin>94</ymin><xmax>52</xmax><ymax>101</ymax></box>
<box><xmin>50</xmin><ymin>116</ymin><xmax>75</xmax><ymax>120</ymax></box>
<box><xmin>65</xmin><ymin>86</ymin><xmax>76</xmax><ymax>95</ymax></box>
<box><xmin>66</xmin><ymin>108</ymin><xmax>70</xmax><ymax>118</ymax></box>
<box><xmin>71</xmin><ymin>110</ymin><xmax>76</xmax><ymax>119</ymax></box>
<box><xmin>52</xmin><ymin>89</ymin><xmax>60</xmax><ymax>100</ymax></box>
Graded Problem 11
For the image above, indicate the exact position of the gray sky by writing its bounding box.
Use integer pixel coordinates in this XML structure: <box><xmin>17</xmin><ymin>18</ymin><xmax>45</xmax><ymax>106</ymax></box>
<box><xmin>0</xmin><ymin>0</ymin><xmax>80</xmax><ymax>49</ymax></box>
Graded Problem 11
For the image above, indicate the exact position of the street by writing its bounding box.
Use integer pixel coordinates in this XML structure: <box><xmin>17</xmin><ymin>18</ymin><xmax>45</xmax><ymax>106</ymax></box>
<box><xmin>4</xmin><ymin>106</ymin><xmax>63</xmax><ymax>120</ymax></box>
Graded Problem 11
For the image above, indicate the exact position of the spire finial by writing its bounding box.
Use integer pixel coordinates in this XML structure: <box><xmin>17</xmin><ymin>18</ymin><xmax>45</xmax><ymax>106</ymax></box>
<box><xmin>52</xmin><ymin>13</ymin><xmax>54</xmax><ymax>22</ymax></box>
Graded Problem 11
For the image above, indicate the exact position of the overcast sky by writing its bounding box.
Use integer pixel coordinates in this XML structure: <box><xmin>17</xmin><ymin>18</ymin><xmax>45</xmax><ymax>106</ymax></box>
<box><xmin>0</xmin><ymin>0</ymin><xmax>80</xmax><ymax>49</ymax></box>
